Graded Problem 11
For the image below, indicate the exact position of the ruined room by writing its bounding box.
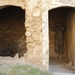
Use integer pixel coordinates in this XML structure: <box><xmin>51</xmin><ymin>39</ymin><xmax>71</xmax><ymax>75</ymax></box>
<box><xmin>0</xmin><ymin>6</ymin><xmax>26</xmax><ymax>58</ymax></box>
<box><xmin>49</xmin><ymin>7</ymin><xmax>75</xmax><ymax>73</ymax></box>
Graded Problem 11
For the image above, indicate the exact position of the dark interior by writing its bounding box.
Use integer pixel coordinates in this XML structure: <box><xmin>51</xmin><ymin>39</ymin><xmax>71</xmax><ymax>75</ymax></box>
<box><xmin>49</xmin><ymin>7</ymin><xmax>73</xmax><ymax>58</ymax></box>
<box><xmin>0</xmin><ymin>6</ymin><xmax>27</xmax><ymax>57</ymax></box>
<box><xmin>49</xmin><ymin>7</ymin><xmax>75</xmax><ymax>73</ymax></box>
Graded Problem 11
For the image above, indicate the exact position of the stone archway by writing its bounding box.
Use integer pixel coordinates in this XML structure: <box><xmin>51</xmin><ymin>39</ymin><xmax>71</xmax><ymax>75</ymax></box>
<box><xmin>49</xmin><ymin>7</ymin><xmax>75</xmax><ymax>73</ymax></box>
<box><xmin>42</xmin><ymin>5</ymin><xmax>75</xmax><ymax>70</ymax></box>
<box><xmin>0</xmin><ymin>5</ymin><xmax>26</xmax><ymax>58</ymax></box>
<box><xmin>0</xmin><ymin>0</ymin><xmax>25</xmax><ymax>9</ymax></box>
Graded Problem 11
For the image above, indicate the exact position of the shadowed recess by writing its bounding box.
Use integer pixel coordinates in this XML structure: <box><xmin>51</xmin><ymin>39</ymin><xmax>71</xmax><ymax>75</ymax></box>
<box><xmin>0</xmin><ymin>6</ymin><xmax>27</xmax><ymax>57</ymax></box>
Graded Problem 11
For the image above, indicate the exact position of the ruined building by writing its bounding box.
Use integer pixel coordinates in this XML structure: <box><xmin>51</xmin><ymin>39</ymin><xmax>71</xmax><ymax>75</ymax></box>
<box><xmin>0</xmin><ymin>0</ymin><xmax>75</xmax><ymax>72</ymax></box>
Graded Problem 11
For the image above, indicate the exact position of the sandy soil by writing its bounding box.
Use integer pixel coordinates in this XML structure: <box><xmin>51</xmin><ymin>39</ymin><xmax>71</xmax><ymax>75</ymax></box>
<box><xmin>49</xmin><ymin>57</ymin><xmax>75</xmax><ymax>75</ymax></box>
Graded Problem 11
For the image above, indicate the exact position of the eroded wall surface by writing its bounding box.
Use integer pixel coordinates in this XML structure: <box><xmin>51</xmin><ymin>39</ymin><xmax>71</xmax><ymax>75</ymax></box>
<box><xmin>72</xmin><ymin>12</ymin><xmax>75</xmax><ymax>66</ymax></box>
<box><xmin>0</xmin><ymin>0</ymin><xmax>43</xmax><ymax>66</ymax></box>
<box><xmin>0</xmin><ymin>0</ymin><xmax>75</xmax><ymax>69</ymax></box>
<box><xmin>25</xmin><ymin>0</ymin><xmax>42</xmax><ymax>65</ymax></box>
<box><xmin>66</xmin><ymin>11</ymin><xmax>73</xmax><ymax>61</ymax></box>
<box><xmin>0</xmin><ymin>0</ymin><xmax>25</xmax><ymax>8</ymax></box>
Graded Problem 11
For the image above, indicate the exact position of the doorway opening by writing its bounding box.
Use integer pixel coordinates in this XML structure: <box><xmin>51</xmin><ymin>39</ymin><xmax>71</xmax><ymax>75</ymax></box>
<box><xmin>49</xmin><ymin>7</ymin><xmax>75</xmax><ymax>74</ymax></box>
<box><xmin>0</xmin><ymin>6</ymin><xmax>26</xmax><ymax>58</ymax></box>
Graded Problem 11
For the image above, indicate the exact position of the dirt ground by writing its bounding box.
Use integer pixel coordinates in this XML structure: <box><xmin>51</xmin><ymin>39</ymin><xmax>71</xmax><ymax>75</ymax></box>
<box><xmin>0</xmin><ymin>57</ymin><xmax>50</xmax><ymax>75</ymax></box>
<box><xmin>49</xmin><ymin>57</ymin><xmax>75</xmax><ymax>75</ymax></box>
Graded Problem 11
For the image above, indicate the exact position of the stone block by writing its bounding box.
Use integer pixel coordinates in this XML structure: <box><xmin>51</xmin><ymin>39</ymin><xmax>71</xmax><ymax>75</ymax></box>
<box><xmin>33</xmin><ymin>9</ymin><xmax>41</xmax><ymax>17</ymax></box>
<box><xmin>26</xmin><ymin>36</ymin><xmax>33</xmax><ymax>43</ymax></box>
<box><xmin>26</xmin><ymin>42</ymin><xmax>36</xmax><ymax>48</ymax></box>
<box><xmin>25</xmin><ymin>31</ymin><xmax>32</xmax><ymax>36</ymax></box>
<box><xmin>32</xmin><ymin>33</ymin><xmax>40</xmax><ymax>41</ymax></box>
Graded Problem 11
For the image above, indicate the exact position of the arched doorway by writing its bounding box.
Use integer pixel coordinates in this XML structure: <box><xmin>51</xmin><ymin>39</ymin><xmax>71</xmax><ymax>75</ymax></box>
<box><xmin>49</xmin><ymin>7</ymin><xmax>75</xmax><ymax>74</ymax></box>
<box><xmin>0</xmin><ymin>6</ymin><xmax>26</xmax><ymax>58</ymax></box>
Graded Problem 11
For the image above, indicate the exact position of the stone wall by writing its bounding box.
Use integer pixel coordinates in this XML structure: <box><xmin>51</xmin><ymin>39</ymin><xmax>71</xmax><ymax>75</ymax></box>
<box><xmin>0</xmin><ymin>0</ymin><xmax>25</xmax><ymax>9</ymax></box>
<box><xmin>72</xmin><ymin>13</ymin><xmax>75</xmax><ymax>66</ymax></box>
<box><xmin>0</xmin><ymin>0</ymin><xmax>75</xmax><ymax>69</ymax></box>
<box><xmin>66</xmin><ymin>9</ymin><xmax>75</xmax><ymax>66</ymax></box>
<box><xmin>0</xmin><ymin>0</ymin><xmax>43</xmax><ymax>66</ymax></box>
<box><xmin>66</xmin><ymin>11</ymin><xmax>73</xmax><ymax>61</ymax></box>
<box><xmin>24</xmin><ymin>0</ymin><xmax>42</xmax><ymax>65</ymax></box>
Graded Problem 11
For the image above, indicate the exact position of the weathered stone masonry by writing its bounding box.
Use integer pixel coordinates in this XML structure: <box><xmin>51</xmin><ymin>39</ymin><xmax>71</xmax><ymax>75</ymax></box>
<box><xmin>42</xmin><ymin>0</ymin><xmax>75</xmax><ymax>69</ymax></box>
<box><xmin>0</xmin><ymin>0</ymin><xmax>43</xmax><ymax>66</ymax></box>
<box><xmin>25</xmin><ymin>0</ymin><xmax>42</xmax><ymax>65</ymax></box>
<box><xmin>0</xmin><ymin>0</ymin><xmax>75</xmax><ymax>69</ymax></box>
